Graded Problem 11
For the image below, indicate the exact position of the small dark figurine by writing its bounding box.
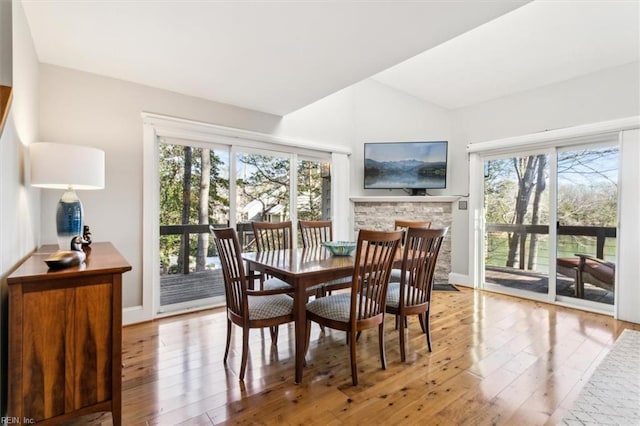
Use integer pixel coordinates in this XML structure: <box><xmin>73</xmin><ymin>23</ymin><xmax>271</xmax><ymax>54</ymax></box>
<box><xmin>44</xmin><ymin>236</ymin><xmax>87</xmax><ymax>269</ymax></box>
<box><xmin>82</xmin><ymin>225</ymin><xmax>92</xmax><ymax>247</ymax></box>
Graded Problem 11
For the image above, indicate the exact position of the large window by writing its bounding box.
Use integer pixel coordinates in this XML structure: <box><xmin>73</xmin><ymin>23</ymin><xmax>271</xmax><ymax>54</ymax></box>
<box><xmin>481</xmin><ymin>145</ymin><xmax>618</xmax><ymax>307</ymax></box>
<box><xmin>296</xmin><ymin>158</ymin><xmax>330</xmax><ymax>221</ymax></box>
<box><xmin>155</xmin><ymin>141</ymin><xmax>332</xmax><ymax>315</ymax></box>
<box><xmin>140</xmin><ymin>113</ymin><xmax>350</xmax><ymax>323</ymax></box>
<box><xmin>158</xmin><ymin>142</ymin><xmax>230</xmax><ymax>312</ymax></box>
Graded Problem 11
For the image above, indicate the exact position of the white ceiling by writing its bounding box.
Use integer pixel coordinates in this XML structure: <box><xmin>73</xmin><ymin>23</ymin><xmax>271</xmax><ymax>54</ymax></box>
<box><xmin>373</xmin><ymin>0</ymin><xmax>640</xmax><ymax>110</ymax></box>
<box><xmin>21</xmin><ymin>1</ymin><xmax>639</xmax><ymax>116</ymax></box>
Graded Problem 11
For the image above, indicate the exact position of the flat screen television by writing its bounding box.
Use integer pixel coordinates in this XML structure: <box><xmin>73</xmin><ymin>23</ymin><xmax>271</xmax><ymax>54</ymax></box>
<box><xmin>364</xmin><ymin>141</ymin><xmax>447</xmax><ymax>193</ymax></box>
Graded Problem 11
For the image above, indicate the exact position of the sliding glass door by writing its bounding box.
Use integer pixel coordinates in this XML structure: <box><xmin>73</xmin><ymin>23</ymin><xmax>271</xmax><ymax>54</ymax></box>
<box><xmin>156</xmin><ymin>141</ymin><xmax>333</xmax><ymax>315</ymax></box>
<box><xmin>483</xmin><ymin>152</ymin><xmax>551</xmax><ymax>299</ymax></box>
<box><xmin>158</xmin><ymin>141</ymin><xmax>230</xmax><ymax>313</ymax></box>
<box><xmin>235</xmin><ymin>149</ymin><xmax>291</xmax><ymax>252</ymax></box>
<box><xmin>481</xmin><ymin>142</ymin><xmax>618</xmax><ymax>310</ymax></box>
<box><xmin>556</xmin><ymin>145</ymin><xmax>618</xmax><ymax>305</ymax></box>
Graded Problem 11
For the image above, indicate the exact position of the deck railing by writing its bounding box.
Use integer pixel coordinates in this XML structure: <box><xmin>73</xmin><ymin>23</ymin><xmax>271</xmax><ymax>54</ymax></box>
<box><xmin>485</xmin><ymin>223</ymin><xmax>616</xmax><ymax>270</ymax></box>
<box><xmin>160</xmin><ymin>222</ymin><xmax>256</xmax><ymax>274</ymax></box>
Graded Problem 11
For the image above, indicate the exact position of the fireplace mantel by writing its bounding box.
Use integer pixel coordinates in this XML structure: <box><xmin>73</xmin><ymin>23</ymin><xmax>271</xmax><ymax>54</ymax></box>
<box><xmin>350</xmin><ymin>196</ymin><xmax>459</xmax><ymax>203</ymax></box>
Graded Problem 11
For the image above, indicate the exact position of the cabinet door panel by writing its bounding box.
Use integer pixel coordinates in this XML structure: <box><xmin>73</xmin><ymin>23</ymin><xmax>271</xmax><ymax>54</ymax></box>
<box><xmin>74</xmin><ymin>283</ymin><xmax>113</xmax><ymax>409</ymax></box>
<box><xmin>22</xmin><ymin>288</ymin><xmax>70</xmax><ymax>421</ymax></box>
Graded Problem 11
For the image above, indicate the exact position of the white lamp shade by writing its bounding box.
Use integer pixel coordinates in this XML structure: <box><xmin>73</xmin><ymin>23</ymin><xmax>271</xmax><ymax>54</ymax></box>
<box><xmin>30</xmin><ymin>142</ymin><xmax>105</xmax><ymax>190</ymax></box>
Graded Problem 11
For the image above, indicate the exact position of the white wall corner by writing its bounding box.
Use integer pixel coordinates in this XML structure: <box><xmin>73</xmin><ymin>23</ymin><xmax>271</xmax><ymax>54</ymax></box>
<box><xmin>449</xmin><ymin>272</ymin><xmax>471</xmax><ymax>287</ymax></box>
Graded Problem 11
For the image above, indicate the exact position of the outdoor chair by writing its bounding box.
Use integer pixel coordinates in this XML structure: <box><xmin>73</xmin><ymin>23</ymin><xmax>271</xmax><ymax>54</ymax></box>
<box><xmin>298</xmin><ymin>220</ymin><xmax>351</xmax><ymax>296</ymax></box>
<box><xmin>557</xmin><ymin>254</ymin><xmax>615</xmax><ymax>298</ymax></box>
<box><xmin>304</xmin><ymin>229</ymin><xmax>402</xmax><ymax>385</ymax></box>
<box><xmin>386</xmin><ymin>227</ymin><xmax>447</xmax><ymax>361</ymax></box>
<box><xmin>213</xmin><ymin>228</ymin><xmax>294</xmax><ymax>381</ymax></box>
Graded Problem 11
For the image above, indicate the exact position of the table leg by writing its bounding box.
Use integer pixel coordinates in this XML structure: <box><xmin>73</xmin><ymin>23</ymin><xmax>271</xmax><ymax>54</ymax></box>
<box><xmin>245</xmin><ymin>261</ymin><xmax>255</xmax><ymax>290</ymax></box>
<box><xmin>294</xmin><ymin>280</ymin><xmax>306</xmax><ymax>384</ymax></box>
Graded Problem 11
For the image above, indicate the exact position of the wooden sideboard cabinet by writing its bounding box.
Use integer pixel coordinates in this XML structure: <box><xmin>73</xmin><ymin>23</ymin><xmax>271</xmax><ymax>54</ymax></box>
<box><xmin>7</xmin><ymin>242</ymin><xmax>131</xmax><ymax>425</ymax></box>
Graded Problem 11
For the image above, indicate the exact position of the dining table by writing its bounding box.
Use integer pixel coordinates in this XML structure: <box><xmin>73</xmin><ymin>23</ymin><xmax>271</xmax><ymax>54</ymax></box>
<box><xmin>242</xmin><ymin>245</ymin><xmax>357</xmax><ymax>384</ymax></box>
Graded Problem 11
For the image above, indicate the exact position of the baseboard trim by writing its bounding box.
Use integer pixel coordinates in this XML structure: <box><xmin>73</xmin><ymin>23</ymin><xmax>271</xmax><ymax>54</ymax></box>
<box><xmin>123</xmin><ymin>305</ymin><xmax>151</xmax><ymax>326</ymax></box>
<box><xmin>448</xmin><ymin>272</ymin><xmax>472</xmax><ymax>287</ymax></box>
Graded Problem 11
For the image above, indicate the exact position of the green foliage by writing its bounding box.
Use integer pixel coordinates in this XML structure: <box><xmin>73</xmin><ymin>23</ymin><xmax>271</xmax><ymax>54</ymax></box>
<box><xmin>484</xmin><ymin>146</ymin><xmax>619</xmax><ymax>270</ymax></box>
<box><xmin>484</xmin><ymin>158</ymin><xmax>519</xmax><ymax>224</ymax></box>
<box><xmin>159</xmin><ymin>143</ymin><xmax>228</xmax><ymax>226</ymax></box>
<box><xmin>297</xmin><ymin>160</ymin><xmax>323</xmax><ymax>220</ymax></box>
<box><xmin>237</xmin><ymin>153</ymin><xmax>290</xmax><ymax>221</ymax></box>
<box><xmin>557</xmin><ymin>182</ymin><xmax>617</xmax><ymax>227</ymax></box>
<box><xmin>159</xmin><ymin>145</ymin><xmax>327</xmax><ymax>274</ymax></box>
<box><xmin>159</xmin><ymin>143</ymin><xmax>229</xmax><ymax>272</ymax></box>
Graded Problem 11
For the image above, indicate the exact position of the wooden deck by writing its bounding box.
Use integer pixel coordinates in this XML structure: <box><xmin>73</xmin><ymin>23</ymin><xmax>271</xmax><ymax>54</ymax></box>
<box><xmin>160</xmin><ymin>270</ymin><xmax>225</xmax><ymax>306</ymax></box>
<box><xmin>485</xmin><ymin>265</ymin><xmax>614</xmax><ymax>305</ymax></box>
<box><xmin>160</xmin><ymin>264</ymin><xmax>613</xmax><ymax>307</ymax></box>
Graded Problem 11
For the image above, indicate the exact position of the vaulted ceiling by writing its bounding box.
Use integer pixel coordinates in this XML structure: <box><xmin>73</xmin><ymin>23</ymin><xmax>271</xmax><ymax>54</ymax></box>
<box><xmin>21</xmin><ymin>1</ymin><xmax>639</xmax><ymax>116</ymax></box>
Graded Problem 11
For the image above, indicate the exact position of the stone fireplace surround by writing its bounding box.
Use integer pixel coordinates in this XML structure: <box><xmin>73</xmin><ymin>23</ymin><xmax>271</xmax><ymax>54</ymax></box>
<box><xmin>350</xmin><ymin>196</ymin><xmax>457</xmax><ymax>283</ymax></box>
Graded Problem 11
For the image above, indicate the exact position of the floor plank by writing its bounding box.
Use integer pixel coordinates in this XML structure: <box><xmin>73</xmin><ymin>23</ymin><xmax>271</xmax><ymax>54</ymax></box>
<box><xmin>79</xmin><ymin>288</ymin><xmax>640</xmax><ymax>425</ymax></box>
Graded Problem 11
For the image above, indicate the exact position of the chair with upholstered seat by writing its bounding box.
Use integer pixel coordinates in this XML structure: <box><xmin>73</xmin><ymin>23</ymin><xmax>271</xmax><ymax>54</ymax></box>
<box><xmin>251</xmin><ymin>221</ymin><xmax>294</xmax><ymax>291</ymax></box>
<box><xmin>252</xmin><ymin>220</ymin><xmax>324</xmax><ymax>297</ymax></box>
<box><xmin>304</xmin><ymin>229</ymin><xmax>402</xmax><ymax>385</ymax></box>
<box><xmin>213</xmin><ymin>227</ymin><xmax>294</xmax><ymax>381</ymax></box>
<box><xmin>386</xmin><ymin>227</ymin><xmax>447</xmax><ymax>361</ymax></box>
<box><xmin>390</xmin><ymin>220</ymin><xmax>432</xmax><ymax>282</ymax></box>
<box><xmin>299</xmin><ymin>220</ymin><xmax>332</xmax><ymax>248</ymax></box>
<box><xmin>298</xmin><ymin>220</ymin><xmax>351</xmax><ymax>296</ymax></box>
<box><xmin>394</xmin><ymin>219</ymin><xmax>432</xmax><ymax>233</ymax></box>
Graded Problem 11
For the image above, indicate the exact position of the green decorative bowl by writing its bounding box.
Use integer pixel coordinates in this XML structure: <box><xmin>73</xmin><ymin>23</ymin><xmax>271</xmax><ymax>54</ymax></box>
<box><xmin>322</xmin><ymin>241</ymin><xmax>357</xmax><ymax>256</ymax></box>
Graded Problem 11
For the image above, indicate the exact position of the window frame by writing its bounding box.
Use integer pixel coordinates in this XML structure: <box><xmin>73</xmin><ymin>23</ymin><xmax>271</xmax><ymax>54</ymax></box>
<box><xmin>136</xmin><ymin>112</ymin><xmax>350</xmax><ymax>323</ymax></box>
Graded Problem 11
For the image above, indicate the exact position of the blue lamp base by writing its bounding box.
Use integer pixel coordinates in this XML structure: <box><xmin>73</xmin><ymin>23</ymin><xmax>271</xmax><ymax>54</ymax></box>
<box><xmin>56</xmin><ymin>189</ymin><xmax>84</xmax><ymax>250</ymax></box>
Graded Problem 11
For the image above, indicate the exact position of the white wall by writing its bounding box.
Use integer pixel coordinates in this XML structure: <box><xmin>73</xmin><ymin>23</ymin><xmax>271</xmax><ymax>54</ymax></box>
<box><xmin>38</xmin><ymin>65</ymin><xmax>282</xmax><ymax>308</ymax></box>
<box><xmin>351</xmin><ymin>79</ymin><xmax>454</xmax><ymax>198</ymax></box>
<box><xmin>0</xmin><ymin>0</ymin><xmax>40</xmax><ymax>414</ymax></box>
<box><xmin>1</xmin><ymin>0</ymin><xmax>39</xmax><ymax>272</ymax></box>
<box><xmin>452</xmin><ymin>62</ymin><xmax>640</xmax><ymax>277</ymax></box>
<box><xmin>275</xmin><ymin>85</ymin><xmax>354</xmax><ymax>148</ymax></box>
<box><xmin>278</xmin><ymin>78</ymin><xmax>457</xmax><ymax>238</ymax></box>
<box><xmin>618</xmin><ymin>128</ymin><xmax>640</xmax><ymax>323</ymax></box>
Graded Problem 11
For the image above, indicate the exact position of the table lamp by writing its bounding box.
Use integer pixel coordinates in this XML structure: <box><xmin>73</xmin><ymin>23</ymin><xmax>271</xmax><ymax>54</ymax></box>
<box><xmin>30</xmin><ymin>142</ymin><xmax>105</xmax><ymax>249</ymax></box>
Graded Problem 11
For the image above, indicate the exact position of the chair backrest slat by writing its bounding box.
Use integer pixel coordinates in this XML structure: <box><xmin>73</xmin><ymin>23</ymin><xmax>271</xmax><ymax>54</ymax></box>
<box><xmin>351</xmin><ymin>229</ymin><xmax>402</xmax><ymax>323</ymax></box>
<box><xmin>394</xmin><ymin>220</ymin><xmax>431</xmax><ymax>232</ymax></box>
<box><xmin>398</xmin><ymin>228</ymin><xmax>448</xmax><ymax>308</ymax></box>
<box><xmin>252</xmin><ymin>221</ymin><xmax>293</xmax><ymax>251</ymax></box>
<box><xmin>394</xmin><ymin>220</ymin><xmax>431</xmax><ymax>245</ymax></box>
<box><xmin>298</xmin><ymin>220</ymin><xmax>333</xmax><ymax>248</ymax></box>
<box><xmin>213</xmin><ymin>228</ymin><xmax>248</xmax><ymax>318</ymax></box>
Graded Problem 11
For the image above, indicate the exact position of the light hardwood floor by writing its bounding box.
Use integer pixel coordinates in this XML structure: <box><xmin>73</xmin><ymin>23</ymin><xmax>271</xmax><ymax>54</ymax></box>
<box><xmin>69</xmin><ymin>287</ymin><xmax>640</xmax><ymax>425</ymax></box>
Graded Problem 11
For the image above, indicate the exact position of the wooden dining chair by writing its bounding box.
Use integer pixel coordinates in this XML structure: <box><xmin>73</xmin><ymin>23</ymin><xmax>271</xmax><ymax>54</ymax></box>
<box><xmin>298</xmin><ymin>220</ymin><xmax>332</xmax><ymax>248</ymax></box>
<box><xmin>305</xmin><ymin>229</ymin><xmax>403</xmax><ymax>385</ymax></box>
<box><xmin>252</xmin><ymin>220</ymin><xmax>293</xmax><ymax>251</ymax></box>
<box><xmin>394</xmin><ymin>219</ymin><xmax>432</xmax><ymax>232</ymax></box>
<box><xmin>213</xmin><ymin>228</ymin><xmax>294</xmax><ymax>381</ymax></box>
<box><xmin>390</xmin><ymin>219</ymin><xmax>432</xmax><ymax>282</ymax></box>
<box><xmin>251</xmin><ymin>221</ymin><xmax>294</xmax><ymax>290</ymax></box>
<box><xmin>386</xmin><ymin>227</ymin><xmax>447</xmax><ymax>361</ymax></box>
<box><xmin>298</xmin><ymin>220</ymin><xmax>351</xmax><ymax>296</ymax></box>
